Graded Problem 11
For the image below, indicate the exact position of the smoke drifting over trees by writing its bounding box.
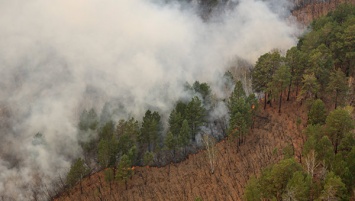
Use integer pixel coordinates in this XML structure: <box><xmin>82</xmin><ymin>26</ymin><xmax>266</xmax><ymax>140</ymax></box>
<box><xmin>0</xmin><ymin>0</ymin><xmax>299</xmax><ymax>199</ymax></box>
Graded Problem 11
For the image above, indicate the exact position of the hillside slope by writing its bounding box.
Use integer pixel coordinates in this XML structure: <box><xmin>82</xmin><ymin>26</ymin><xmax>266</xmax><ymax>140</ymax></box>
<box><xmin>53</xmin><ymin>1</ymin><xmax>355</xmax><ymax>200</ymax></box>
<box><xmin>292</xmin><ymin>0</ymin><xmax>355</xmax><ymax>24</ymax></box>
<box><xmin>54</xmin><ymin>98</ymin><xmax>307</xmax><ymax>201</ymax></box>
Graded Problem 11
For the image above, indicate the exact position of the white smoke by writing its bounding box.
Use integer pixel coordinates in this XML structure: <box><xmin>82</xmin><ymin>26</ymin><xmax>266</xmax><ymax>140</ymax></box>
<box><xmin>0</xmin><ymin>0</ymin><xmax>299</xmax><ymax>199</ymax></box>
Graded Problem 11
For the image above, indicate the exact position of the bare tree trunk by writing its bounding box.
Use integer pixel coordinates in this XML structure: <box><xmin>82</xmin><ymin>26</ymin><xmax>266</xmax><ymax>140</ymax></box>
<box><xmin>278</xmin><ymin>91</ymin><xmax>282</xmax><ymax>113</ymax></box>
<box><xmin>335</xmin><ymin>137</ymin><xmax>339</xmax><ymax>154</ymax></box>
<box><xmin>96</xmin><ymin>185</ymin><xmax>103</xmax><ymax>201</ymax></box>
<box><xmin>202</xmin><ymin>134</ymin><xmax>217</xmax><ymax>174</ymax></box>
<box><xmin>335</xmin><ymin>89</ymin><xmax>338</xmax><ymax>109</ymax></box>
<box><xmin>264</xmin><ymin>93</ymin><xmax>267</xmax><ymax>110</ymax></box>
<box><xmin>168</xmin><ymin>162</ymin><xmax>171</xmax><ymax>180</ymax></box>
<box><xmin>287</xmin><ymin>75</ymin><xmax>293</xmax><ymax>101</ymax></box>
<box><xmin>109</xmin><ymin>181</ymin><xmax>112</xmax><ymax>195</ymax></box>
<box><xmin>80</xmin><ymin>174</ymin><xmax>83</xmax><ymax>195</ymax></box>
<box><xmin>305</xmin><ymin>150</ymin><xmax>319</xmax><ymax>181</ymax></box>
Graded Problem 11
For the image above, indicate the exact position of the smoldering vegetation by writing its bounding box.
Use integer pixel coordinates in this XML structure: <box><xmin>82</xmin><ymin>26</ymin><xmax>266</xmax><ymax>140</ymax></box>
<box><xmin>0</xmin><ymin>0</ymin><xmax>299</xmax><ymax>200</ymax></box>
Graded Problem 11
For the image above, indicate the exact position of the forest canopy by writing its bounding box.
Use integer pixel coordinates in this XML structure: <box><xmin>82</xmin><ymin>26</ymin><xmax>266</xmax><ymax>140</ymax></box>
<box><xmin>246</xmin><ymin>3</ymin><xmax>355</xmax><ymax>200</ymax></box>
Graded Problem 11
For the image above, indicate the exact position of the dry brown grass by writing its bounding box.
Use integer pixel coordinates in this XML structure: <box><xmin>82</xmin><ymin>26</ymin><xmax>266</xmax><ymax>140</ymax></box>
<box><xmin>292</xmin><ymin>0</ymin><xmax>355</xmax><ymax>25</ymax></box>
<box><xmin>54</xmin><ymin>98</ymin><xmax>308</xmax><ymax>201</ymax></box>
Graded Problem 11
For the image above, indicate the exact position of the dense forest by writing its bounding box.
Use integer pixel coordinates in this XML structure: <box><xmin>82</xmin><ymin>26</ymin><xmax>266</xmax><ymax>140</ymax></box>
<box><xmin>64</xmin><ymin>75</ymin><xmax>258</xmax><ymax>192</ymax></box>
<box><xmin>245</xmin><ymin>3</ymin><xmax>355</xmax><ymax>200</ymax></box>
<box><xmin>54</xmin><ymin>2</ymin><xmax>355</xmax><ymax>201</ymax></box>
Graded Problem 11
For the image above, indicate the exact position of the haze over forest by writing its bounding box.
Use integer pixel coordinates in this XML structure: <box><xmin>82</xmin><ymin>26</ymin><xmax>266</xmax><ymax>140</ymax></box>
<box><xmin>0</xmin><ymin>0</ymin><xmax>301</xmax><ymax>200</ymax></box>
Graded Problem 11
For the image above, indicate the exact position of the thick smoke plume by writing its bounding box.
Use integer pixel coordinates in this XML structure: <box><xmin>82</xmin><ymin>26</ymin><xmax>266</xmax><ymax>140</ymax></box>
<box><xmin>0</xmin><ymin>0</ymin><xmax>298</xmax><ymax>199</ymax></box>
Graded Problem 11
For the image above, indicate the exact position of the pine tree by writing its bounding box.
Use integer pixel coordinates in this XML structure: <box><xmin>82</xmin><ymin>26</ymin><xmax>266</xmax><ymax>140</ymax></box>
<box><xmin>285</xmin><ymin>47</ymin><xmax>307</xmax><ymax>100</ymax></box>
<box><xmin>178</xmin><ymin>119</ymin><xmax>190</xmax><ymax>156</ymax></box>
<box><xmin>178</xmin><ymin>119</ymin><xmax>190</xmax><ymax>148</ymax></box>
<box><xmin>325</xmin><ymin>108</ymin><xmax>354</xmax><ymax>154</ymax></box>
<box><xmin>116</xmin><ymin>154</ymin><xmax>133</xmax><ymax>190</ymax></box>
<box><xmin>298</xmin><ymin>73</ymin><xmax>320</xmax><ymax>101</ymax></box>
<box><xmin>308</xmin><ymin>99</ymin><xmax>327</xmax><ymax>125</ymax></box>
<box><xmin>98</xmin><ymin>137</ymin><xmax>117</xmax><ymax>168</ymax></box>
<box><xmin>175</xmin><ymin>101</ymin><xmax>188</xmax><ymax>118</ymax></box>
<box><xmin>99</xmin><ymin>121</ymin><xmax>115</xmax><ymax>141</ymax></box>
<box><xmin>228</xmin><ymin>81</ymin><xmax>252</xmax><ymax>143</ymax></box>
<box><xmin>343</xmin><ymin>23</ymin><xmax>355</xmax><ymax>76</ymax></box>
<box><xmin>186</xmin><ymin>96</ymin><xmax>205</xmax><ymax>141</ymax></box>
<box><xmin>307</xmin><ymin>44</ymin><xmax>333</xmax><ymax>93</ymax></box>
<box><xmin>284</xmin><ymin>171</ymin><xmax>311</xmax><ymax>201</ymax></box>
<box><xmin>143</xmin><ymin>151</ymin><xmax>154</xmax><ymax>166</ymax></box>
<box><xmin>139</xmin><ymin>110</ymin><xmax>161</xmax><ymax>152</ymax></box>
<box><xmin>116</xmin><ymin>118</ymin><xmax>139</xmax><ymax>157</ymax></box>
<box><xmin>116</xmin><ymin>118</ymin><xmax>139</xmax><ymax>140</ymax></box>
<box><xmin>104</xmin><ymin>168</ymin><xmax>114</xmax><ymax>194</ymax></box>
<box><xmin>268</xmin><ymin>65</ymin><xmax>291</xmax><ymax>113</ymax></box>
<box><xmin>319</xmin><ymin>172</ymin><xmax>348</xmax><ymax>200</ymax></box>
<box><xmin>228</xmin><ymin>81</ymin><xmax>246</xmax><ymax>105</ymax></box>
<box><xmin>252</xmin><ymin>50</ymin><xmax>282</xmax><ymax>109</ymax></box>
<box><xmin>192</xmin><ymin>81</ymin><xmax>211</xmax><ymax>102</ymax></box>
<box><xmin>259</xmin><ymin>158</ymin><xmax>303</xmax><ymax>201</ymax></box>
<box><xmin>315</xmin><ymin>136</ymin><xmax>335</xmax><ymax>167</ymax></box>
<box><xmin>165</xmin><ymin>131</ymin><xmax>177</xmax><ymax>161</ymax></box>
<box><xmin>78</xmin><ymin>108</ymin><xmax>98</xmax><ymax>131</ymax></box>
<box><xmin>346</xmin><ymin>147</ymin><xmax>355</xmax><ymax>190</ymax></box>
<box><xmin>326</xmin><ymin>69</ymin><xmax>349</xmax><ymax>109</ymax></box>
<box><xmin>244</xmin><ymin>176</ymin><xmax>261</xmax><ymax>201</ymax></box>
<box><xmin>66</xmin><ymin>158</ymin><xmax>90</xmax><ymax>188</ymax></box>
<box><xmin>168</xmin><ymin>109</ymin><xmax>183</xmax><ymax>137</ymax></box>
